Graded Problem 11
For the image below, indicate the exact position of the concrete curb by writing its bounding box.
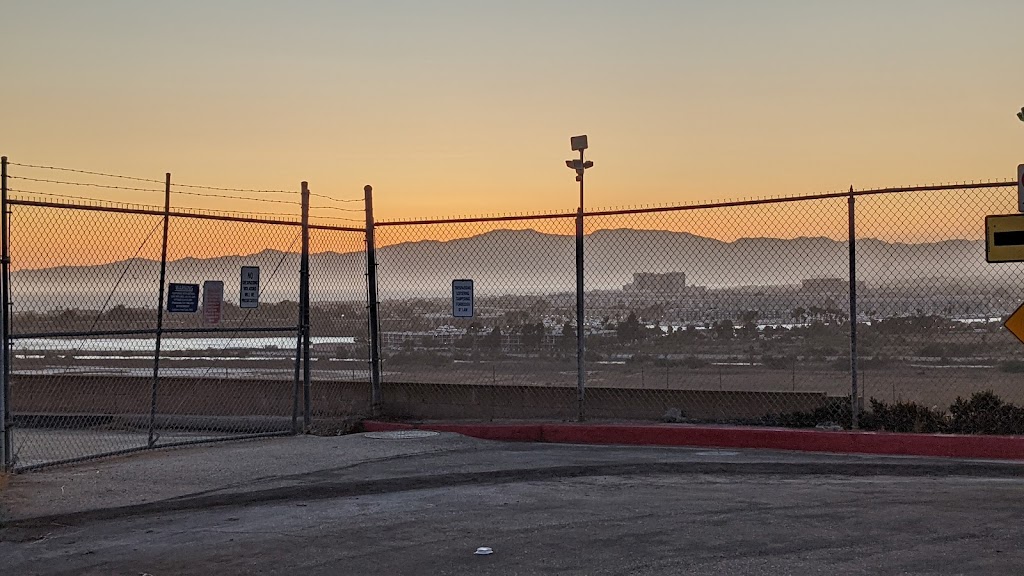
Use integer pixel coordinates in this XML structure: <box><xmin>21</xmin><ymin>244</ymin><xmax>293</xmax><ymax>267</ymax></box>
<box><xmin>363</xmin><ymin>421</ymin><xmax>1024</xmax><ymax>461</ymax></box>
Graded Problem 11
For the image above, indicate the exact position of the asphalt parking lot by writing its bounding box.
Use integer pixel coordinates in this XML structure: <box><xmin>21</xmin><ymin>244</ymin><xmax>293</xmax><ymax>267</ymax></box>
<box><xmin>3</xmin><ymin>433</ymin><xmax>1024</xmax><ymax>575</ymax></box>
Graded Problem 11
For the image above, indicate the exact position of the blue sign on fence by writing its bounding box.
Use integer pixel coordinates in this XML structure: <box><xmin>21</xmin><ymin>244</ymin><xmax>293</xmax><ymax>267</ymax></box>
<box><xmin>167</xmin><ymin>283</ymin><xmax>200</xmax><ymax>313</ymax></box>
<box><xmin>452</xmin><ymin>279</ymin><xmax>474</xmax><ymax>318</ymax></box>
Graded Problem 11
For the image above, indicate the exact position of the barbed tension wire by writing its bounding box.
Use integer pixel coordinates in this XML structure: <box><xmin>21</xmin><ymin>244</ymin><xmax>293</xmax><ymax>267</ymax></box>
<box><xmin>8</xmin><ymin>175</ymin><xmax>164</xmax><ymax>193</ymax></box>
<box><xmin>10</xmin><ymin>161</ymin><xmax>365</xmax><ymax>206</ymax></box>
<box><xmin>171</xmin><ymin>182</ymin><xmax>295</xmax><ymax>195</ymax></box>
<box><xmin>173</xmin><ymin>190</ymin><xmax>300</xmax><ymax>205</ymax></box>
<box><xmin>10</xmin><ymin>178</ymin><xmax>365</xmax><ymax>214</ymax></box>
<box><xmin>7</xmin><ymin>188</ymin><xmax>155</xmax><ymax>207</ymax></box>
<box><xmin>8</xmin><ymin>161</ymin><xmax>164</xmax><ymax>183</ymax></box>
<box><xmin>309</xmin><ymin>192</ymin><xmax>362</xmax><ymax>204</ymax></box>
<box><xmin>8</xmin><ymin>187</ymin><xmax>364</xmax><ymax>223</ymax></box>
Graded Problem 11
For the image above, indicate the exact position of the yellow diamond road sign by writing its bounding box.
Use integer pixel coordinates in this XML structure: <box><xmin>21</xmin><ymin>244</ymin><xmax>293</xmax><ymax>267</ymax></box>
<box><xmin>1005</xmin><ymin>302</ymin><xmax>1024</xmax><ymax>346</ymax></box>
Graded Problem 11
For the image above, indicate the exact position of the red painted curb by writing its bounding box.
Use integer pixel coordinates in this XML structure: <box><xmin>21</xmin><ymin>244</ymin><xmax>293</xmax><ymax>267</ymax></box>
<box><xmin>362</xmin><ymin>421</ymin><xmax>1024</xmax><ymax>460</ymax></box>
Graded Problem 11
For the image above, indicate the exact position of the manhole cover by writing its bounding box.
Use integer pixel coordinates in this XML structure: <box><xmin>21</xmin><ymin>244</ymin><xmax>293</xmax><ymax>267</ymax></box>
<box><xmin>363</xmin><ymin>430</ymin><xmax>440</xmax><ymax>440</ymax></box>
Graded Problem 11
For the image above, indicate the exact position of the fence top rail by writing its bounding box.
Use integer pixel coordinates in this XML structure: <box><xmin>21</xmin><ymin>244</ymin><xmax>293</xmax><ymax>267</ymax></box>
<box><xmin>5</xmin><ymin>180</ymin><xmax>1014</xmax><ymax>229</ymax></box>
<box><xmin>375</xmin><ymin>180</ymin><xmax>1015</xmax><ymax>227</ymax></box>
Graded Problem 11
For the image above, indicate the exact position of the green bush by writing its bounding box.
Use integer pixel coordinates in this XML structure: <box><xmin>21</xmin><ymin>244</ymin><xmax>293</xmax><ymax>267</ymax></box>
<box><xmin>764</xmin><ymin>397</ymin><xmax>851</xmax><ymax>429</ymax></box>
<box><xmin>866</xmin><ymin>398</ymin><xmax>945</xmax><ymax>433</ymax></box>
<box><xmin>948</xmin><ymin>391</ymin><xmax>1024</xmax><ymax>435</ymax></box>
<box><xmin>768</xmin><ymin>391</ymin><xmax>1024</xmax><ymax>435</ymax></box>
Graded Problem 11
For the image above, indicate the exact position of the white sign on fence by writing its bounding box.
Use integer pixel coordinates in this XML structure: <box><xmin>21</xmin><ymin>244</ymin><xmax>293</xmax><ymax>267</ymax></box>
<box><xmin>452</xmin><ymin>279</ymin><xmax>474</xmax><ymax>318</ymax></box>
<box><xmin>240</xmin><ymin>266</ymin><xmax>260</xmax><ymax>309</ymax></box>
<box><xmin>203</xmin><ymin>280</ymin><xmax>224</xmax><ymax>324</ymax></box>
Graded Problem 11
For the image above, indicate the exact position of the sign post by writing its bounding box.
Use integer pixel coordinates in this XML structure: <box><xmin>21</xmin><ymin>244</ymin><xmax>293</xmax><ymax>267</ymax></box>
<box><xmin>240</xmin><ymin>266</ymin><xmax>260</xmax><ymax>309</ymax></box>
<box><xmin>452</xmin><ymin>279</ymin><xmax>474</xmax><ymax>318</ymax></box>
<box><xmin>167</xmin><ymin>283</ymin><xmax>199</xmax><ymax>313</ymax></box>
<box><xmin>1017</xmin><ymin>164</ymin><xmax>1024</xmax><ymax>213</ymax></box>
<box><xmin>203</xmin><ymin>281</ymin><xmax>224</xmax><ymax>324</ymax></box>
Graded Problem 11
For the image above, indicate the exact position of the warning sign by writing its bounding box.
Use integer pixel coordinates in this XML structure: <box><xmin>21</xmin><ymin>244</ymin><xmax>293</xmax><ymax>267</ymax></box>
<box><xmin>240</xmin><ymin>266</ymin><xmax>260</xmax><ymax>309</ymax></box>
<box><xmin>203</xmin><ymin>281</ymin><xmax>224</xmax><ymax>324</ymax></box>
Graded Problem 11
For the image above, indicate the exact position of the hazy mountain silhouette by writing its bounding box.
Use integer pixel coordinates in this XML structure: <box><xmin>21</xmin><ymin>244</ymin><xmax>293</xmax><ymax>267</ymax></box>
<box><xmin>10</xmin><ymin>228</ymin><xmax>1014</xmax><ymax>311</ymax></box>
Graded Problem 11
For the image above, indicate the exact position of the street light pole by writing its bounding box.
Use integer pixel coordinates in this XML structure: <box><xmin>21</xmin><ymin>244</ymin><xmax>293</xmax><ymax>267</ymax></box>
<box><xmin>578</xmin><ymin>147</ymin><xmax>585</xmax><ymax>210</ymax></box>
<box><xmin>567</xmin><ymin>136</ymin><xmax>593</xmax><ymax>422</ymax></box>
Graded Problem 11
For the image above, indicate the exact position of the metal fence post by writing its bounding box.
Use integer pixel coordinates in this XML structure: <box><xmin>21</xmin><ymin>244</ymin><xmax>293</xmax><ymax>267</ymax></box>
<box><xmin>576</xmin><ymin>205</ymin><xmax>586</xmax><ymax>422</ymax></box>
<box><xmin>148</xmin><ymin>172</ymin><xmax>171</xmax><ymax>448</ymax></box>
<box><xmin>300</xmin><ymin>182</ymin><xmax>312</xmax><ymax>431</ymax></box>
<box><xmin>291</xmin><ymin>326</ymin><xmax>301</xmax><ymax>433</ymax></box>
<box><xmin>848</xmin><ymin>185</ymin><xmax>859</xmax><ymax>429</ymax></box>
<box><xmin>1</xmin><ymin>156</ymin><xmax>10</xmax><ymax>471</ymax></box>
<box><xmin>365</xmin><ymin>185</ymin><xmax>383</xmax><ymax>417</ymax></box>
<box><xmin>292</xmin><ymin>218</ymin><xmax>303</xmax><ymax>435</ymax></box>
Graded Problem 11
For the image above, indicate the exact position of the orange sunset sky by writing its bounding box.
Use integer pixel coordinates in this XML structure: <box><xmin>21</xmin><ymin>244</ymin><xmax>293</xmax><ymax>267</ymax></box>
<box><xmin>2</xmin><ymin>1</ymin><xmax>1024</xmax><ymax>266</ymax></box>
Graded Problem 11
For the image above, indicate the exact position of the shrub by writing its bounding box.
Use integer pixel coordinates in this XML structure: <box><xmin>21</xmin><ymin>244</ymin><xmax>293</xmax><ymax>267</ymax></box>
<box><xmin>765</xmin><ymin>397</ymin><xmax>852</xmax><ymax>429</ymax></box>
<box><xmin>948</xmin><ymin>391</ymin><xmax>1024</xmax><ymax>435</ymax></box>
<box><xmin>769</xmin><ymin>390</ymin><xmax>1024</xmax><ymax>436</ymax></box>
<box><xmin>866</xmin><ymin>398</ymin><xmax>945</xmax><ymax>433</ymax></box>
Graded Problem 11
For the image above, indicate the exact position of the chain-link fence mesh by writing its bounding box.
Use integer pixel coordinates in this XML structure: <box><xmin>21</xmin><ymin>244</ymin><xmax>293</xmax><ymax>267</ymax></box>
<box><xmin>854</xmin><ymin>184</ymin><xmax>1024</xmax><ymax>432</ymax></box>
<box><xmin>5</xmin><ymin>203</ymin><xmax>315</xmax><ymax>469</ymax></box>
<box><xmin>4</xmin><ymin>164</ymin><xmax>1023</xmax><ymax>471</ymax></box>
<box><xmin>368</xmin><ymin>184</ymin><xmax>1022</xmax><ymax>431</ymax></box>
<box><xmin>308</xmin><ymin>225</ymin><xmax>373</xmax><ymax>426</ymax></box>
<box><xmin>374</xmin><ymin>216</ymin><xmax>580</xmax><ymax>421</ymax></box>
<box><xmin>146</xmin><ymin>215</ymin><xmax>304</xmax><ymax>448</ymax></box>
<box><xmin>582</xmin><ymin>198</ymin><xmax>852</xmax><ymax>425</ymax></box>
<box><xmin>8</xmin><ymin>203</ymin><xmax>166</xmax><ymax>469</ymax></box>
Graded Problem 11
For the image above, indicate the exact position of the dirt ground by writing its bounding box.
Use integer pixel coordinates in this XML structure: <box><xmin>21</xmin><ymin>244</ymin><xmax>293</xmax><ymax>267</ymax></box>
<box><xmin>387</xmin><ymin>360</ymin><xmax>1024</xmax><ymax>411</ymax></box>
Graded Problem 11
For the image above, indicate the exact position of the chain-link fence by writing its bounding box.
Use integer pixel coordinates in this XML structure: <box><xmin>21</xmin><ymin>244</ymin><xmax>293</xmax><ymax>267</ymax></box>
<box><xmin>1</xmin><ymin>161</ymin><xmax>371</xmax><ymax>471</ymax></box>
<box><xmin>374</xmin><ymin>216</ymin><xmax>580</xmax><ymax>421</ymax></box>
<box><xmin>2</xmin><ymin>155</ymin><xmax>1021</xmax><ymax>472</ymax></box>
<box><xmin>581</xmin><ymin>197</ymin><xmax>852</xmax><ymax>425</ymax></box>
<box><xmin>854</xmin><ymin>184</ymin><xmax>1024</xmax><ymax>432</ymax></box>
<box><xmin>308</xmin><ymin>224</ymin><xmax>374</xmax><ymax>427</ymax></box>
<box><xmin>369</xmin><ymin>183</ymin><xmax>1022</xmax><ymax>432</ymax></box>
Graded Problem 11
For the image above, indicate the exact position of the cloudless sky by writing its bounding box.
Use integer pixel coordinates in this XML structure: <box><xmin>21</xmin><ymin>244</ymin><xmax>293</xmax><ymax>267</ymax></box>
<box><xmin>3</xmin><ymin>0</ymin><xmax>1023</xmax><ymax>221</ymax></box>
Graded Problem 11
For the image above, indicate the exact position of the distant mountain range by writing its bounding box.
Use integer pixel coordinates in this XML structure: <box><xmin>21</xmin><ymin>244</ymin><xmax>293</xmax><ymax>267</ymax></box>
<box><xmin>10</xmin><ymin>228</ymin><xmax>1019</xmax><ymax>311</ymax></box>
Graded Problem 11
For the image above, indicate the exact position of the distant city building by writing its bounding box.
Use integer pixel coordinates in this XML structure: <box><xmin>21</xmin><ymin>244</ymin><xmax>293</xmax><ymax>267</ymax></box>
<box><xmin>623</xmin><ymin>272</ymin><xmax>687</xmax><ymax>294</ymax></box>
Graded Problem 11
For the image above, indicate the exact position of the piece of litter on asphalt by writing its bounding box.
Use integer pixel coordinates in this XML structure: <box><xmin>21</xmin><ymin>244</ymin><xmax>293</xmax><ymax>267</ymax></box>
<box><xmin>475</xmin><ymin>547</ymin><xmax>493</xmax><ymax>555</ymax></box>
